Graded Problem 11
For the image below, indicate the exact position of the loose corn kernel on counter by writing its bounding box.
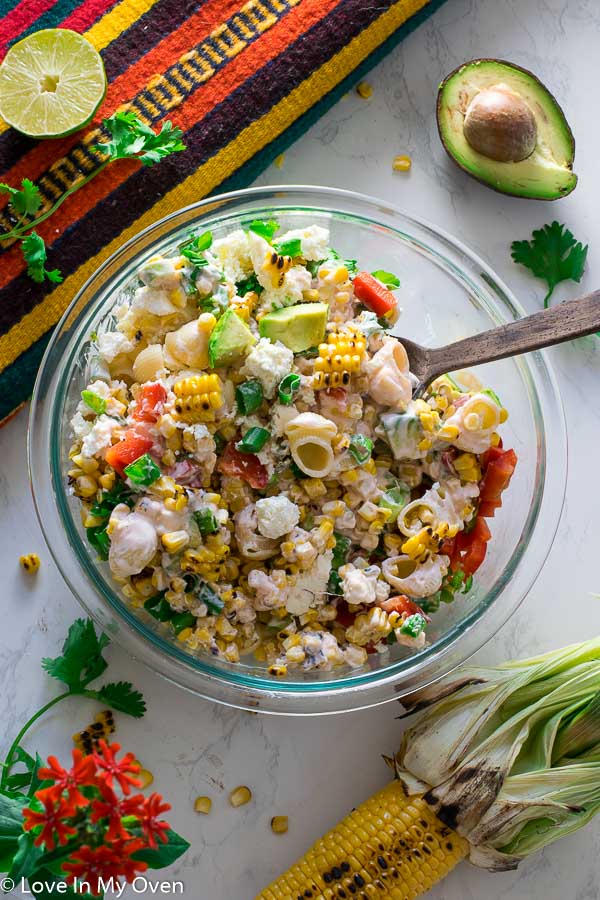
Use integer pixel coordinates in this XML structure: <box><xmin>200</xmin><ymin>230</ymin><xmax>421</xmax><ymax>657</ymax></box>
<box><xmin>68</xmin><ymin>220</ymin><xmax>517</xmax><ymax>675</ymax></box>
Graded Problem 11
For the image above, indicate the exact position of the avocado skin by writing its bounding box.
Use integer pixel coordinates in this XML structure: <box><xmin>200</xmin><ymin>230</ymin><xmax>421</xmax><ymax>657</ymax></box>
<box><xmin>437</xmin><ymin>58</ymin><xmax>577</xmax><ymax>201</ymax></box>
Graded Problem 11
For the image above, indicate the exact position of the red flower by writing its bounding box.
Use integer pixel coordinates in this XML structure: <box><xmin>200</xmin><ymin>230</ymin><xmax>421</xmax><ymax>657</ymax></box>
<box><xmin>139</xmin><ymin>793</ymin><xmax>171</xmax><ymax>848</ymax></box>
<box><xmin>90</xmin><ymin>780</ymin><xmax>146</xmax><ymax>841</ymax></box>
<box><xmin>23</xmin><ymin>794</ymin><xmax>77</xmax><ymax>850</ymax></box>
<box><xmin>63</xmin><ymin>839</ymin><xmax>148</xmax><ymax>895</ymax></box>
<box><xmin>38</xmin><ymin>749</ymin><xmax>96</xmax><ymax>806</ymax></box>
<box><xmin>94</xmin><ymin>741</ymin><xmax>141</xmax><ymax>795</ymax></box>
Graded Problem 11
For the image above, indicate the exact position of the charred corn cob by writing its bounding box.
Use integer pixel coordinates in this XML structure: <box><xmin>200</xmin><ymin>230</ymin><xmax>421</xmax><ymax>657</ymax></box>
<box><xmin>173</xmin><ymin>374</ymin><xmax>223</xmax><ymax>423</ymax></box>
<box><xmin>263</xmin><ymin>250</ymin><xmax>293</xmax><ymax>287</ymax></box>
<box><xmin>313</xmin><ymin>330</ymin><xmax>366</xmax><ymax>390</ymax></box>
<box><xmin>257</xmin><ymin>781</ymin><xmax>468</xmax><ymax>900</ymax></box>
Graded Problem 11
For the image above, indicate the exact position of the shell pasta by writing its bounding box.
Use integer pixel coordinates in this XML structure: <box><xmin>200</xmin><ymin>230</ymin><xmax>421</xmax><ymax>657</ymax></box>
<box><xmin>68</xmin><ymin>220</ymin><xmax>517</xmax><ymax>675</ymax></box>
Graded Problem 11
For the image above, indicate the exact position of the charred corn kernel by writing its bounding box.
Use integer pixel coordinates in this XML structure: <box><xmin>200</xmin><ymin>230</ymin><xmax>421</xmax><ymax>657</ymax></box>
<box><xmin>161</xmin><ymin>530</ymin><xmax>190</xmax><ymax>554</ymax></box>
<box><xmin>165</xmin><ymin>486</ymin><xmax>188</xmax><ymax>512</ymax></box>
<box><xmin>437</xmin><ymin>423</ymin><xmax>460</xmax><ymax>441</ymax></box>
<box><xmin>75</xmin><ymin>475</ymin><xmax>98</xmax><ymax>498</ymax></box>
<box><xmin>263</xmin><ymin>250</ymin><xmax>293</xmax><ymax>287</ymax></box>
<box><xmin>499</xmin><ymin>408</ymin><xmax>509</xmax><ymax>423</ymax></box>
<box><xmin>323</xmin><ymin>500</ymin><xmax>346</xmax><ymax>518</ymax></box>
<box><xmin>181</xmin><ymin>538</ymin><xmax>229</xmax><ymax>578</ymax></box>
<box><xmin>257</xmin><ymin>784</ymin><xmax>468</xmax><ymax>900</ymax></box>
<box><xmin>340</xmin><ymin>469</ymin><xmax>359</xmax><ymax>485</ymax></box>
<box><xmin>271</xmin><ymin>816</ymin><xmax>289</xmax><ymax>834</ymax></box>
<box><xmin>346</xmin><ymin>608</ymin><xmax>391</xmax><ymax>645</ymax></box>
<box><xmin>384</xmin><ymin>534</ymin><xmax>404</xmax><ymax>555</ymax></box>
<box><xmin>72</xmin><ymin>454</ymin><xmax>99</xmax><ymax>473</ymax></box>
<box><xmin>84</xmin><ymin>514</ymin><xmax>105</xmax><ymax>528</ymax></box>
<box><xmin>356</xmin><ymin>80</ymin><xmax>373</xmax><ymax>98</ymax></box>
<box><xmin>169</xmin><ymin>287</ymin><xmax>186</xmax><ymax>308</ymax></box>
<box><xmin>286</xmin><ymin>645</ymin><xmax>306</xmax><ymax>664</ymax></box>
<box><xmin>73</xmin><ymin>710</ymin><xmax>115</xmax><ymax>754</ymax></box>
<box><xmin>231</xmin><ymin>291</ymin><xmax>258</xmax><ymax>322</ymax></box>
<box><xmin>194</xmin><ymin>796</ymin><xmax>212</xmax><ymax>815</ymax></box>
<box><xmin>303</xmin><ymin>478</ymin><xmax>327</xmax><ymax>499</ymax></box>
<box><xmin>453</xmin><ymin>452</ymin><xmax>481</xmax><ymax>483</ymax></box>
<box><xmin>219</xmin><ymin>421</ymin><xmax>237</xmax><ymax>441</ymax></box>
<box><xmin>198</xmin><ymin>311</ymin><xmax>217</xmax><ymax>333</ymax></box>
<box><xmin>268</xmin><ymin>664</ymin><xmax>287</xmax><ymax>677</ymax></box>
<box><xmin>173</xmin><ymin>374</ymin><xmax>223</xmax><ymax>423</ymax></box>
<box><xmin>20</xmin><ymin>553</ymin><xmax>40</xmax><ymax>574</ymax></box>
<box><xmin>177</xmin><ymin>627</ymin><xmax>193</xmax><ymax>642</ymax></box>
<box><xmin>417</xmin><ymin>438</ymin><xmax>432</xmax><ymax>451</ymax></box>
<box><xmin>357</xmin><ymin>501</ymin><xmax>379</xmax><ymax>523</ymax></box>
<box><xmin>313</xmin><ymin>331</ymin><xmax>366</xmax><ymax>390</ymax></box>
<box><xmin>490</xmin><ymin>432</ymin><xmax>501</xmax><ymax>447</ymax></box>
<box><xmin>137</xmin><ymin>768</ymin><xmax>154</xmax><ymax>789</ymax></box>
<box><xmin>401</xmin><ymin>527</ymin><xmax>438</xmax><ymax>561</ymax></box>
<box><xmin>393</xmin><ymin>153</ymin><xmax>412</xmax><ymax>171</ymax></box>
<box><xmin>229</xmin><ymin>786</ymin><xmax>252</xmax><ymax>807</ymax></box>
<box><xmin>302</xmin><ymin>288</ymin><xmax>320</xmax><ymax>302</ymax></box>
<box><xmin>161</xmin><ymin>449</ymin><xmax>176</xmax><ymax>467</ymax></box>
<box><xmin>362</xmin><ymin>458</ymin><xmax>377</xmax><ymax>475</ymax></box>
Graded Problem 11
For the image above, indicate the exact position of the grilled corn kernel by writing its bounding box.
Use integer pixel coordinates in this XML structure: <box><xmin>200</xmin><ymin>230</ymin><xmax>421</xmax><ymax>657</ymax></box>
<box><xmin>271</xmin><ymin>816</ymin><xmax>289</xmax><ymax>834</ymax></box>
<box><xmin>194</xmin><ymin>796</ymin><xmax>212</xmax><ymax>815</ymax></box>
<box><xmin>356</xmin><ymin>81</ymin><xmax>373</xmax><ymax>99</ymax></box>
<box><xmin>72</xmin><ymin>710</ymin><xmax>115</xmax><ymax>754</ymax></box>
<box><xmin>499</xmin><ymin>407</ymin><xmax>509</xmax><ymax>423</ymax></box>
<box><xmin>75</xmin><ymin>475</ymin><xmax>98</xmax><ymax>498</ymax></box>
<box><xmin>302</xmin><ymin>288</ymin><xmax>320</xmax><ymax>302</ymax></box>
<box><xmin>268</xmin><ymin>664</ymin><xmax>287</xmax><ymax>677</ymax></box>
<box><xmin>173</xmin><ymin>374</ymin><xmax>223</xmax><ymax>423</ymax></box>
<box><xmin>263</xmin><ymin>250</ymin><xmax>293</xmax><ymax>287</ymax></box>
<box><xmin>20</xmin><ymin>553</ymin><xmax>40</xmax><ymax>574</ymax></box>
<box><xmin>98</xmin><ymin>471</ymin><xmax>116</xmax><ymax>491</ymax></box>
<box><xmin>231</xmin><ymin>291</ymin><xmax>258</xmax><ymax>322</ymax></box>
<box><xmin>229</xmin><ymin>786</ymin><xmax>252</xmax><ymax>807</ymax></box>
<box><xmin>303</xmin><ymin>478</ymin><xmax>327</xmax><ymax>499</ymax></box>
<box><xmin>437</xmin><ymin>423</ymin><xmax>460</xmax><ymax>441</ymax></box>
<box><xmin>393</xmin><ymin>154</ymin><xmax>412</xmax><ymax>171</ymax></box>
<box><xmin>161</xmin><ymin>530</ymin><xmax>190</xmax><ymax>554</ymax></box>
<box><xmin>72</xmin><ymin>454</ymin><xmax>99</xmax><ymax>474</ymax></box>
<box><xmin>137</xmin><ymin>768</ymin><xmax>154</xmax><ymax>789</ymax></box>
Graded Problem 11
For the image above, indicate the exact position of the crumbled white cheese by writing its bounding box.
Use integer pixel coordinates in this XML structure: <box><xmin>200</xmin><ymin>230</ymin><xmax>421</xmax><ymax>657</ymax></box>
<box><xmin>70</xmin><ymin>411</ymin><xmax>93</xmax><ymax>439</ymax></box>
<box><xmin>256</xmin><ymin>496</ymin><xmax>300</xmax><ymax>539</ymax></box>
<box><xmin>81</xmin><ymin>415</ymin><xmax>120</xmax><ymax>457</ymax></box>
<box><xmin>131</xmin><ymin>286</ymin><xmax>180</xmax><ymax>317</ymax></box>
<box><xmin>286</xmin><ymin>550</ymin><xmax>332</xmax><ymax>615</ymax></box>
<box><xmin>270</xmin><ymin>403</ymin><xmax>300</xmax><ymax>437</ymax></box>
<box><xmin>108</xmin><ymin>504</ymin><xmax>158</xmax><ymax>578</ymax></box>
<box><xmin>97</xmin><ymin>332</ymin><xmax>135</xmax><ymax>363</ymax></box>
<box><xmin>210</xmin><ymin>230</ymin><xmax>253</xmax><ymax>283</ymax></box>
<box><xmin>276</xmin><ymin>224</ymin><xmax>330</xmax><ymax>261</ymax></box>
<box><xmin>240</xmin><ymin>338</ymin><xmax>293</xmax><ymax>398</ymax></box>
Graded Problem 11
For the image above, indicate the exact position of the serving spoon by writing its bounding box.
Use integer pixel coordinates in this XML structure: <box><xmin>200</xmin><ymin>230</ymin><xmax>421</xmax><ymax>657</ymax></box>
<box><xmin>399</xmin><ymin>290</ymin><xmax>600</xmax><ymax>395</ymax></box>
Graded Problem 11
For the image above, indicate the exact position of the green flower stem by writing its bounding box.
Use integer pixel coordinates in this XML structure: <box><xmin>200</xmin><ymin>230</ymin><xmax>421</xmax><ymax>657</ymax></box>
<box><xmin>1</xmin><ymin>692</ymin><xmax>71</xmax><ymax>789</ymax></box>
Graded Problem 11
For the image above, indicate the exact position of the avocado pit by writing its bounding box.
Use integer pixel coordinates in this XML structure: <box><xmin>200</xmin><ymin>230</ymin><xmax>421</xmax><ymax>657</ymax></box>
<box><xmin>463</xmin><ymin>87</ymin><xmax>537</xmax><ymax>163</ymax></box>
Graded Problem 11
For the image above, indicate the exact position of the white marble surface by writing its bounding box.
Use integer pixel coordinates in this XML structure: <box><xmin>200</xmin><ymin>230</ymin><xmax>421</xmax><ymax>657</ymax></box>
<box><xmin>2</xmin><ymin>0</ymin><xmax>600</xmax><ymax>897</ymax></box>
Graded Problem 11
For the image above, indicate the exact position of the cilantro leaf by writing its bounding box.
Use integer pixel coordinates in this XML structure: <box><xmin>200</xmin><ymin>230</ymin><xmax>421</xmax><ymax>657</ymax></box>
<box><xmin>274</xmin><ymin>237</ymin><xmax>302</xmax><ymax>257</ymax></box>
<box><xmin>372</xmin><ymin>269</ymin><xmax>400</xmax><ymax>289</ymax></box>
<box><xmin>41</xmin><ymin>618</ymin><xmax>109</xmax><ymax>691</ymax></box>
<box><xmin>0</xmin><ymin>178</ymin><xmax>42</xmax><ymax>217</ymax></box>
<box><xmin>96</xmin><ymin>112</ymin><xmax>186</xmax><ymax>167</ymax></box>
<box><xmin>89</xmin><ymin>681</ymin><xmax>147</xmax><ymax>718</ymax></box>
<box><xmin>248</xmin><ymin>219</ymin><xmax>279</xmax><ymax>241</ymax></box>
<box><xmin>236</xmin><ymin>273</ymin><xmax>263</xmax><ymax>296</ymax></box>
<box><xmin>511</xmin><ymin>221</ymin><xmax>588</xmax><ymax>307</ymax></box>
<box><xmin>179</xmin><ymin>230</ymin><xmax>212</xmax><ymax>269</ymax></box>
<box><xmin>20</xmin><ymin>232</ymin><xmax>63</xmax><ymax>284</ymax></box>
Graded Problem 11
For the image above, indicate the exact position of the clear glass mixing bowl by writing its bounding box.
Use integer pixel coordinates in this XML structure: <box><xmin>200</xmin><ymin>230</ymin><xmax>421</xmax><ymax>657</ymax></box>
<box><xmin>28</xmin><ymin>186</ymin><xmax>567</xmax><ymax>714</ymax></box>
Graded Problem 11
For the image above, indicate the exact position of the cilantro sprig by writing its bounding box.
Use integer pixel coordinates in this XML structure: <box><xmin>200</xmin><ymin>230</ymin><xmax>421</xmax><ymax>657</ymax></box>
<box><xmin>0</xmin><ymin>112</ymin><xmax>186</xmax><ymax>285</ymax></box>
<box><xmin>511</xmin><ymin>221</ymin><xmax>588</xmax><ymax>307</ymax></box>
<box><xmin>1</xmin><ymin>618</ymin><xmax>146</xmax><ymax>791</ymax></box>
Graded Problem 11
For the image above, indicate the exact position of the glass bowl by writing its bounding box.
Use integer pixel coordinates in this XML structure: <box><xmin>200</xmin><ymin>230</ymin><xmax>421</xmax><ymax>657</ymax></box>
<box><xmin>28</xmin><ymin>186</ymin><xmax>567</xmax><ymax>715</ymax></box>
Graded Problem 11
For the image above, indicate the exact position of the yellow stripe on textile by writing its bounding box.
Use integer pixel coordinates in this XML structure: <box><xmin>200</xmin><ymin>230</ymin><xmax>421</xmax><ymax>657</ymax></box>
<box><xmin>0</xmin><ymin>0</ymin><xmax>430</xmax><ymax>371</ymax></box>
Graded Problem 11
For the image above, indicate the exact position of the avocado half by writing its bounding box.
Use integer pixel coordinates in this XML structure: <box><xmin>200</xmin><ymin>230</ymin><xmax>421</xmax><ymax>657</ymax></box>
<box><xmin>437</xmin><ymin>59</ymin><xmax>577</xmax><ymax>200</ymax></box>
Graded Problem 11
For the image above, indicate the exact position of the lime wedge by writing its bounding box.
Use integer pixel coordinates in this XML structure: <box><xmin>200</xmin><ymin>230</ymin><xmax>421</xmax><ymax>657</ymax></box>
<box><xmin>0</xmin><ymin>29</ymin><xmax>106</xmax><ymax>138</ymax></box>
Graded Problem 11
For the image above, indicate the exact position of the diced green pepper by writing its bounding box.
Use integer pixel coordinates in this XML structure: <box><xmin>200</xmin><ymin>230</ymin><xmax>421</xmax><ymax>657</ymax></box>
<box><xmin>124</xmin><ymin>453</ymin><xmax>161</xmax><ymax>486</ymax></box>
<box><xmin>81</xmin><ymin>389</ymin><xmax>106</xmax><ymax>415</ymax></box>
<box><xmin>235</xmin><ymin>380</ymin><xmax>263</xmax><ymax>415</ymax></box>
<box><xmin>237</xmin><ymin>426</ymin><xmax>269</xmax><ymax>454</ymax></box>
<box><xmin>378</xmin><ymin>483</ymin><xmax>410</xmax><ymax>523</ymax></box>
<box><xmin>193</xmin><ymin>508</ymin><xmax>219</xmax><ymax>535</ymax></box>
<box><xmin>278</xmin><ymin>373</ymin><xmax>301</xmax><ymax>405</ymax></box>
<box><xmin>348</xmin><ymin>434</ymin><xmax>373</xmax><ymax>465</ymax></box>
<box><xmin>400</xmin><ymin>613</ymin><xmax>427</xmax><ymax>638</ymax></box>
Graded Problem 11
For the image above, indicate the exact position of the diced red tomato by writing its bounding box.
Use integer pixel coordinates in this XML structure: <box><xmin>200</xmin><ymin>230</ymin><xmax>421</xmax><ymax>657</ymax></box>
<box><xmin>478</xmin><ymin>499</ymin><xmax>502</xmax><ymax>518</ymax></box>
<box><xmin>105</xmin><ymin>429</ymin><xmax>153</xmax><ymax>477</ymax></box>
<box><xmin>218</xmin><ymin>442</ymin><xmax>268</xmax><ymax>490</ymax></box>
<box><xmin>132</xmin><ymin>383</ymin><xmax>167</xmax><ymax>422</ymax></box>
<box><xmin>480</xmin><ymin>449</ymin><xmax>518</xmax><ymax>501</ymax></box>
<box><xmin>379</xmin><ymin>595</ymin><xmax>423</xmax><ymax>618</ymax></box>
<box><xmin>469</xmin><ymin>516</ymin><xmax>492</xmax><ymax>543</ymax></box>
<box><xmin>459</xmin><ymin>537</ymin><xmax>488</xmax><ymax>577</ymax></box>
<box><xmin>353</xmin><ymin>272</ymin><xmax>398</xmax><ymax>317</ymax></box>
<box><xmin>439</xmin><ymin>537</ymin><xmax>456</xmax><ymax>558</ymax></box>
<box><xmin>335</xmin><ymin>601</ymin><xmax>356</xmax><ymax>629</ymax></box>
<box><xmin>450</xmin><ymin>515</ymin><xmax>492</xmax><ymax>576</ymax></box>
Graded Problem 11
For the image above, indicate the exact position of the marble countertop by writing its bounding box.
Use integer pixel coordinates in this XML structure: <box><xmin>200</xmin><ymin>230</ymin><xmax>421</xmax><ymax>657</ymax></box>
<box><xmin>2</xmin><ymin>0</ymin><xmax>600</xmax><ymax>897</ymax></box>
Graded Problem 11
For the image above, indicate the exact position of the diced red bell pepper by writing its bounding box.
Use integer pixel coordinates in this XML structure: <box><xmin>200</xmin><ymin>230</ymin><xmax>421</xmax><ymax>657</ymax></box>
<box><xmin>469</xmin><ymin>516</ymin><xmax>492</xmax><ymax>543</ymax></box>
<box><xmin>132</xmin><ymin>383</ymin><xmax>167</xmax><ymax>422</ymax></box>
<box><xmin>218</xmin><ymin>442</ymin><xmax>268</xmax><ymax>490</ymax></box>
<box><xmin>379</xmin><ymin>595</ymin><xmax>423</xmax><ymax>618</ymax></box>
<box><xmin>459</xmin><ymin>537</ymin><xmax>488</xmax><ymax>576</ymax></box>
<box><xmin>105</xmin><ymin>429</ymin><xmax>153</xmax><ymax>477</ymax></box>
<box><xmin>450</xmin><ymin>515</ymin><xmax>492</xmax><ymax>576</ymax></box>
<box><xmin>478</xmin><ymin>499</ymin><xmax>502</xmax><ymax>518</ymax></box>
<box><xmin>480</xmin><ymin>449</ymin><xmax>518</xmax><ymax>502</ymax></box>
<box><xmin>353</xmin><ymin>272</ymin><xmax>398</xmax><ymax>317</ymax></box>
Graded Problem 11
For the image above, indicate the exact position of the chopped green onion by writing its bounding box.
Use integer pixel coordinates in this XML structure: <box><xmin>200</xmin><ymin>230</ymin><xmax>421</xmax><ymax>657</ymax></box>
<box><xmin>386</xmin><ymin>630</ymin><xmax>398</xmax><ymax>645</ymax></box>
<box><xmin>81</xmin><ymin>389</ymin><xmax>106</xmax><ymax>415</ymax></box>
<box><xmin>278</xmin><ymin>373</ymin><xmax>301</xmax><ymax>405</ymax></box>
<box><xmin>482</xmin><ymin>388</ymin><xmax>503</xmax><ymax>406</ymax></box>
<box><xmin>236</xmin><ymin>273</ymin><xmax>263</xmax><ymax>296</ymax></box>
<box><xmin>213</xmin><ymin>432</ymin><xmax>227</xmax><ymax>454</ymax></box>
<box><xmin>332</xmin><ymin>532</ymin><xmax>351</xmax><ymax>570</ymax></box>
<box><xmin>179</xmin><ymin>230</ymin><xmax>212</xmax><ymax>269</ymax></box>
<box><xmin>171</xmin><ymin>611</ymin><xmax>196</xmax><ymax>635</ymax></box>
<box><xmin>193</xmin><ymin>508</ymin><xmax>219</xmax><ymax>535</ymax></box>
<box><xmin>371</xmin><ymin>269</ymin><xmax>401</xmax><ymax>289</ymax></box>
<box><xmin>327</xmin><ymin>570</ymin><xmax>342</xmax><ymax>594</ymax></box>
<box><xmin>237</xmin><ymin>427</ymin><xmax>269</xmax><ymax>454</ymax></box>
<box><xmin>274</xmin><ymin>238</ymin><xmax>302</xmax><ymax>257</ymax></box>
<box><xmin>124</xmin><ymin>453</ymin><xmax>161</xmax><ymax>486</ymax></box>
<box><xmin>86</xmin><ymin>525</ymin><xmax>110</xmax><ymax>560</ymax></box>
<box><xmin>235</xmin><ymin>380</ymin><xmax>263</xmax><ymax>415</ymax></box>
<box><xmin>378</xmin><ymin>483</ymin><xmax>410</xmax><ymax>523</ymax></box>
<box><xmin>198</xmin><ymin>582</ymin><xmax>224</xmax><ymax>614</ymax></box>
<box><xmin>400</xmin><ymin>613</ymin><xmax>427</xmax><ymax>638</ymax></box>
<box><xmin>463</xmin><ymin>574</ymin><xmax>473</xmax><ymax>593</ymax></box>
<box><xmin>348</xmin><ymin>434</ymin><xmax>373</xmax><ymax>464</ymax></box>
<box><xmin>248</xmin><ymin>219</ymin><xmax>279</xmax><ymax>241</ymax></box>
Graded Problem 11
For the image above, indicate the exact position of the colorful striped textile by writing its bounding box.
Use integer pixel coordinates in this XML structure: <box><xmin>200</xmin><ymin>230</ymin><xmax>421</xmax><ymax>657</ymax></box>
<box><xmin>0</xmin><ymin>0</ymin><xmax>444</xmax><ymax>424</ymax></box>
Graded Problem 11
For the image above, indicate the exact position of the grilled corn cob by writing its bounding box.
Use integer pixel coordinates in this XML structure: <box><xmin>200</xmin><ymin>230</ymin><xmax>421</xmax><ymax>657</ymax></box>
<box><xmin>313</xmin><ymin>331</ymin><xmax>366</xmax><ymax>390</ymax></box>
<box><xmin>173</xmin><ymin>374</ymin><xmax>223</xmax><ymax>423</ymax></box>
<box><xmin>256</xmin><ymin>781</ymin><xmax>468</xmax><ymax>899</ymax></box>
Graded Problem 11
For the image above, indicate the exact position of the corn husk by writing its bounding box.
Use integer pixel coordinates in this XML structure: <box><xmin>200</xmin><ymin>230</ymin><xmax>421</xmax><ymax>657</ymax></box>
<box><xmin>393</xmin><ymin>639</ymin><xmax>600</xmax><ymax>870</ymax></box>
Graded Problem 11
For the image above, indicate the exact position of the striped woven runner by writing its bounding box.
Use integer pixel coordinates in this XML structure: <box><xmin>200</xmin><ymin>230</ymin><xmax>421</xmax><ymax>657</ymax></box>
<box><xmin>0</xmin><ymin>0</ymin><xmax>444</xmax><ymax>424</ymax></box>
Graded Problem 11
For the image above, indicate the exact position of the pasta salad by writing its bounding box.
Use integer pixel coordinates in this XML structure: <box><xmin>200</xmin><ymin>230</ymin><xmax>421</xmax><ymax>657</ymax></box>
<box><xmin>68</xmin><ymin>219</ymin><xmax>517</xmax><ymax>676</ymax></box>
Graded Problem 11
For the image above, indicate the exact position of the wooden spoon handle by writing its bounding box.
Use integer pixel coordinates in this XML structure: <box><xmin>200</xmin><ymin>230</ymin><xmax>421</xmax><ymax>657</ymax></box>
<box><xmin>427</xmin><ymin>290</ymin><xmax>600</xmax><ymax>379</ymax></box>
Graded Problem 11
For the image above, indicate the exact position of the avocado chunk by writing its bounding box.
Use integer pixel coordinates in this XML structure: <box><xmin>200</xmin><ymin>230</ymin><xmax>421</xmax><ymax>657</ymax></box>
<box><xmin>437</xmin><ymin>59</ymin><xmax>577</xmax><ymax>200</ymax></box>
<box><xmin>259</xmin><ymin>302</ymin><xmax>328</xmax><ymax>352</ymax></box>
<box><xmin>208</xmin><ymin>307</ymin><xmax>256</xmax><ymax>367</ymax></box>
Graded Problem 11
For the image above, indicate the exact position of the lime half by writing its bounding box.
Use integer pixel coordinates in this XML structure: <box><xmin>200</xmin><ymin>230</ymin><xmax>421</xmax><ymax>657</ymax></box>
<box><xmin>0</xmin><ymin>29</ymin><xmax>106</xmax><ymax>138</ymax></box>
